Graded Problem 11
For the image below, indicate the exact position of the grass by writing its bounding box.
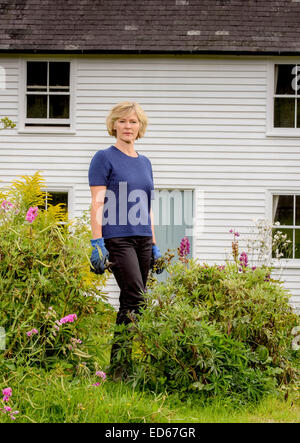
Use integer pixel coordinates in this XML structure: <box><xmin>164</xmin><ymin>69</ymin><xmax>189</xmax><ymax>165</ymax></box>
<box><xmin>1</xmin><ymin>304</ymin><xmax>299</xmax><ymax>423</ymax></box>
<box><xmin>0</xmin><ymin>364</ymin><xmax>299</xmax><ymax>423</ymax></box>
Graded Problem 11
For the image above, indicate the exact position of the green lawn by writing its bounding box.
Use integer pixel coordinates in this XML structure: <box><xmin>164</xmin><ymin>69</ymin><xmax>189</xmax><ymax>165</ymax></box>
<box><xmin>0</xmin><ymin>367</ymin><xmax>299</xmax><ymax>423</ymax></box>
<box><xmin>1</xmin><ymin>307</ymin><xmax>299</xmax><ymax>423</ymax></box>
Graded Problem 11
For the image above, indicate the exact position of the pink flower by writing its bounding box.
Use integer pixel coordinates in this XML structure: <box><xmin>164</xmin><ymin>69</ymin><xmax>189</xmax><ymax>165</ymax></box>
<box><xmin>96</xmin><ymin>371</ymin><xmax>106</xmax><ymax>380</ymax></box>
<box><xmin>92</xmin><ymin>382</ymin><xmax>100</xmax><ymax>387</ymax></box>
<box><xmin>1</xmin><ymin>200</ymin><xmax>13</xmax><ymax>212</ymax></box>
<box><xmin>59</xmin><ymin>314</ymin><xmax>77</xmax><ymax>325</ymax></box>
<box><xmin>25</xmin><ymin>206</ymin><xmax>39</xmax><ymax>223</ymax></box>
<box><xmin>2</xmin><ymin>388</ymin><xmax>12</xmax><ymax>399</ymax></box>
<box><xmin>4</xmin><ymin>406</ymin><xmax>11</xmax><ymax>412</ymax></box>
<box><xmin>26</xmin><ymin>328</ymin><xmax>38</xmax><ymax>337</ymax></box>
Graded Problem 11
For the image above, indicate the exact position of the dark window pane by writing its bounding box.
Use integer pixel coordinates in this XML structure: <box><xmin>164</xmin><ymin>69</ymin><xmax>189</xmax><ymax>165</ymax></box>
<box><xmin>275</xmin><ymin>64</ymin><xmax>296</xmax><ymax>95</ymax></box>
<box><xmin>49</xmin><ymin>62</ymin><xmax>70</xmax><ymax>92</ymax></box>
<box><xmin>25</xmin><ymin>123</ymin><xmax>70</xmax><ymax>127</ymax></box>
<box><xmin>296</xmin><ymin>196</ymin><xmax>300</xmax><ymax>225</ymax></box>
<box><xmin>272</xmin><ymin>228</ymin><xmax>293</xmax><ymax>259</ymax></box>
<box><xmin>273</xmin><ymin>195</ymin><xmax>293</xmax><ymax>225</ymax></box>
<box><xmin>296</xmin><ymin>99</ymin><xmax>300</xmax><ymax>128</ymax></box>
<box><xmin>27</xmin><ymin>95</ymin><xmax>47</xmax><ymax>118</ymax></box>
<box><xmin>295</xmin><ymin>229</ymin><xmax>300</xmax><ymax>258</ymax></box>
<box><xmin>49</xmin><ymin>95</ymin><xmax>69</xmax><ymax>118</ymax></box>
<box><xmin>27</xmin><ymin>62</ymin><xmax>47</xmax><ymax>91</ymax></box>
<box><xmin>274</xmin><ymin>98</ymin><xmax>295</xmax><ymax>128</ymax></box>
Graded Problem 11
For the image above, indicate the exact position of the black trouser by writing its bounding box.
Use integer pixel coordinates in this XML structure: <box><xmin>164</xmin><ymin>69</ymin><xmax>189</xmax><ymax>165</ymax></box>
<box><xmin>105</xmin><ymin>235</ymin><xmax>153</xmax><ymax>369</ymax></box>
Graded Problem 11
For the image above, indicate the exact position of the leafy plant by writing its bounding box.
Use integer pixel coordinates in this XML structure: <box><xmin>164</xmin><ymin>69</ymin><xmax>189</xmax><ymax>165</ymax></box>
<box><xmin>0</xmin><ymin>173</ymin><xmax>108</xmax><ymax>371</ymax></box>
<box><xmin>129</xmin><ymin>232</ymin><xmax>300</xmax><ymax>404</ymax></box>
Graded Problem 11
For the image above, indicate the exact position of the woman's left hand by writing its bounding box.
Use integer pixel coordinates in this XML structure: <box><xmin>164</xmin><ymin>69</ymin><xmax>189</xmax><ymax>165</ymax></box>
<box><xmin>151</xmin><ymin>244</ymin><xmax>164</xmax><ymax>274</ymax></box>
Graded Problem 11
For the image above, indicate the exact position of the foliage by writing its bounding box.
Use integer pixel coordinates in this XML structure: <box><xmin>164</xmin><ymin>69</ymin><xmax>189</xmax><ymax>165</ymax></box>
<box><xmin>0</xmin><ymin>117</ymin><xmax>16</xmax><ymax>130</ymax></box>
<box><xmin>130</xmin><ymin>236</ymin><xmax>300</xmax><ymax>404</ymax></box>
<box><xmin>0</xmin><ymin>173</ymin><xmax>108</xmax><ymax>371</ymax></box>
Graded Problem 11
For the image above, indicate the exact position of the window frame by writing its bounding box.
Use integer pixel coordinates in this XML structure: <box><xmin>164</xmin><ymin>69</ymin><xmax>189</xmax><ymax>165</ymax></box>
<box><xmin>18</xmin><ymin>57</ymin><xmax>77</xmax><ymax>134</ymax></box>
<box><xmin>267</xmin><ymin>60</ymin><xmax>300</xmax><ymax>137</ymax></box>
<box><xmin>41</xmin><ymin>186</ymin><xmax>74</xmax><ymax>222</ymax></box>
<box><xmin>266</xmin><ymin>188</ymin><xmax>300</xmax><ymax>266</ymax></box>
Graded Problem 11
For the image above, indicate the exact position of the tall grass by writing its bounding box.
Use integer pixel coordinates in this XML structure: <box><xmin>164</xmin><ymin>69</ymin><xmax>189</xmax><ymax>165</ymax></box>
<box><xmin>0</xmin><ymin>367</ymin><xmax>299</xmax><ymax>423</ymax></box>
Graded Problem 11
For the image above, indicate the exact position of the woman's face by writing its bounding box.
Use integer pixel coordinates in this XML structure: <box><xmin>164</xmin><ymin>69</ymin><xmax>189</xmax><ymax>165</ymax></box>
<box><xmin>113</xmin><ymin>110</ymin><xmax>140</xmax><ymax>143</ymax></box>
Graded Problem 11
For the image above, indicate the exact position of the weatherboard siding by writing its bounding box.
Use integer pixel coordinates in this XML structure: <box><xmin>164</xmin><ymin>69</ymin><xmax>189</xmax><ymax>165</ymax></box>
<box><xmin>0</xmin><ymin>54</ymin><xmax>300</xmax><ymax>312</ymax></box>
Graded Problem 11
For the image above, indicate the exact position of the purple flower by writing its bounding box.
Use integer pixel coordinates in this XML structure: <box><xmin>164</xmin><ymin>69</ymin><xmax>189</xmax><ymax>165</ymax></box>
<box><xmin>179</xmin><ymin>236</ymin><xmax>190</xmax><ymax>257</ymax></box>
<box><xmin>239</xmin><ymin>251</ymin><xmax>248</xmax><ymax>268</ymax></box>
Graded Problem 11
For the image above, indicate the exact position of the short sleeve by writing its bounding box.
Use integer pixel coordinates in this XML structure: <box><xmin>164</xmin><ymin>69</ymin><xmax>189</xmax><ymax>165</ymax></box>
<box><xmin>88</xmin><ymin>150</ymin><xmax>111</xmax><ymax>186</ymax></box>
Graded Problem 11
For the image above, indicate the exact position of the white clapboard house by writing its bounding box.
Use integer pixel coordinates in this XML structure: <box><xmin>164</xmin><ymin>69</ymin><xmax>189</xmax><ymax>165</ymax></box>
<box><xmin>1</xmin><ymin>0</ymin><xmax>300</xmax><ymax>312</ymax></box>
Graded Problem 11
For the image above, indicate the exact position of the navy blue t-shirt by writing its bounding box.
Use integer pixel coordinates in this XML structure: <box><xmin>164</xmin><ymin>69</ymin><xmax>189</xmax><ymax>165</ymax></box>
<box><xmin>88</xmin><ymin>145</ymin><xmax>154</xmax><ymax>239</ymax></box>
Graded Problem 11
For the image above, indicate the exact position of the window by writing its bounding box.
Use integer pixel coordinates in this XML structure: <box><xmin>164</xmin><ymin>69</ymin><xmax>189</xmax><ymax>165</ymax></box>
<box><xmin>273</xmin><ymin>64</ymin><xmax>300</xmax><ymax>129</ymax></box>
<box><xmin>25</xmin><ymin>61</ymin><xmax>70</xmax><ymax>127</ymax></box>
<box><xmin>152</xmin><ymin>189</ymin><xmax>194</xmax><ymax>281</ymax></box>
<box><xmin>272</xmin><ymin>194</ymin><xmax>300</xmax><ymax>259</ymax></box>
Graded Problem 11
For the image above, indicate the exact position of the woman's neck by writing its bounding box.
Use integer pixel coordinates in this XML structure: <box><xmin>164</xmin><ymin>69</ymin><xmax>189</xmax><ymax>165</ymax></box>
<box><xmin>114</xmin><ymin>140</ymin><xmax>137</xmax><ymax>156</ymax></box>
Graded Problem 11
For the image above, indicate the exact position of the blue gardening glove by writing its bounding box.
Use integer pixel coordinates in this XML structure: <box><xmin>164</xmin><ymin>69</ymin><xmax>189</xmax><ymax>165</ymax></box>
<box><xmin>90</xmin><ymin>237</ymin><xmax>109</xmax><ymax>275</ymax></box>
<box><xmin>151</xmin><ymin>244</ymin><xmax>164</xmax><ymax>274</ymax></box>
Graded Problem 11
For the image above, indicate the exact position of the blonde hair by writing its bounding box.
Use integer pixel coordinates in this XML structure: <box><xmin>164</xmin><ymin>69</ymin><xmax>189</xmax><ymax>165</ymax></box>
<box><xmin>106</xmin><ymin>101</ymin><xmax>148</xmax><ymax>140</ymax></box>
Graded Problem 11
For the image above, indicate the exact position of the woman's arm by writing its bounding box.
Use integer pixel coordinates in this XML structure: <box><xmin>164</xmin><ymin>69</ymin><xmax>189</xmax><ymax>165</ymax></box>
<box><xmin>90</xmin><ymin>185</ymin><xmax>107</xmax><ymax>239</ymax></box>
<box><xmin>150</xmin><ymin>208</ymin><xmax>156</xmax><ymax>245</ymax></box>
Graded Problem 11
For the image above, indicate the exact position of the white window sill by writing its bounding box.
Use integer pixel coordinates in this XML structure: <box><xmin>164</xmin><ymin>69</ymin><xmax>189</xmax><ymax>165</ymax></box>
<box><xmin>266</xmin><ymin>129</ymin><xmax>300</xmax><ymax>138</ymax></box>
<box><xmin>272</xmin><ymin>260</ymin><xmax>300</xmax><ymax>269</ymax></box>
<box><xmin>18</xmin><ymin>128</ymin><xmax>76</xmax><ymax>135</ymax></box>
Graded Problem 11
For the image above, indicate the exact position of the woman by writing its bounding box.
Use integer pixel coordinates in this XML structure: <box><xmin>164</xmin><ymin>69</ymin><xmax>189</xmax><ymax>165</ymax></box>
<box><xmin>88</xmin><ymin>101</ymin><xmax>162</xmax><ymax>380</ymax></box>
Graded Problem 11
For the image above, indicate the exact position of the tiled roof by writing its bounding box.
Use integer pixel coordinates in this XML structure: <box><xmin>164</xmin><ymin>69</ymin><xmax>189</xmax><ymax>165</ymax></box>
<box><xmin>1</xmin><ymin>0</ymin><xmax>300</xmax><ymax>54</ymax></box>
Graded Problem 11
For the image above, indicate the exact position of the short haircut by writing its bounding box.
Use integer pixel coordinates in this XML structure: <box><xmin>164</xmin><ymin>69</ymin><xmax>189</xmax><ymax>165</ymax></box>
<box><xmin>106</xmin><ymin>101</ymin><xmax>148</xmax><ymax>140</ymax></box>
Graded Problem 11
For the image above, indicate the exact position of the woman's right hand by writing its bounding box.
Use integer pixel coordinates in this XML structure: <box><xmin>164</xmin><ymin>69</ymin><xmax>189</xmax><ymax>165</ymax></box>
<box><xmin>90</xmin><ymin>237</ymin><xmax>109</xmax><ymax>274</ymax></box>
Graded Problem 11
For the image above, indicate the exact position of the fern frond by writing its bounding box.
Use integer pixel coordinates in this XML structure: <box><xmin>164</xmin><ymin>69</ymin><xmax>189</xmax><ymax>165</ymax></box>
<box><xmin>9</xmin><ymin>171</ymin><xmax>47</xmax><ymax>209</ymax></box>
<box><xmin>0</xmin><ymin>187</ymin><xmax>8</xmax><ymax>202</ymax></box>
<box><xmin>47</xmin><ymin>203</ymin><xmax>68</xmax><ymax>223</ymax></box>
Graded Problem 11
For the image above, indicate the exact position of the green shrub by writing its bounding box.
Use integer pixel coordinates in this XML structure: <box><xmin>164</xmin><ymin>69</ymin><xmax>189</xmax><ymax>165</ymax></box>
<box><xmin>130</xmin><ymin>258</ymin><xmax>300</xmax><ymax>404</ymax></box>
<box><xmin>0</xmin><ymin>173</ymin><xmax>107</xmax><ymax>371</ymax></box>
